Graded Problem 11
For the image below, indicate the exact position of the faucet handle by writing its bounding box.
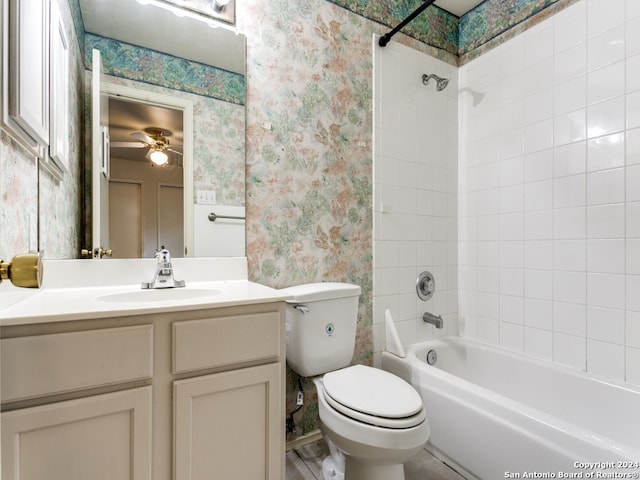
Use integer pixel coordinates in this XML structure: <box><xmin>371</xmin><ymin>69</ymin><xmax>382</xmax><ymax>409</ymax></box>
<box><xmin>155</xmin><ymin>247</ymin><xmax>171</xmax><ymax>263</ymax></box>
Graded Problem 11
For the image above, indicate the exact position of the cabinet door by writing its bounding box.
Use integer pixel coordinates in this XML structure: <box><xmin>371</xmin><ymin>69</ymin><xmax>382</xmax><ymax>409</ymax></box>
<box><xmin>174</xmin><ymin>364</ymin><xmax>283</xmax><ymax>480</ymax></box>
<box><xmin>2</xmin><ymin>387</ymin><xmax>152</xmax><ymax>480</ymax></box>
<box><xmin>6</xmin><ymin>0</ymin><xmax>49</xmax><ymax>146</ymax></box>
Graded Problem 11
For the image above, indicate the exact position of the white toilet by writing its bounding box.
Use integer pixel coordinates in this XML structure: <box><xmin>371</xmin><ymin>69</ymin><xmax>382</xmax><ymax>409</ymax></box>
<box><xmin>282</xmin><ymin>282</ymin><xmax>430</xmax><ymax>480</ymax></box>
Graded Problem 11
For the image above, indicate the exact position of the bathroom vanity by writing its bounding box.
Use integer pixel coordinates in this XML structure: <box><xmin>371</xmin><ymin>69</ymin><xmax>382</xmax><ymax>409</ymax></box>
<box><xmin>0</xmin><ymin>258</ymin><xmax>288</xmax><ymax>480</ymax></box>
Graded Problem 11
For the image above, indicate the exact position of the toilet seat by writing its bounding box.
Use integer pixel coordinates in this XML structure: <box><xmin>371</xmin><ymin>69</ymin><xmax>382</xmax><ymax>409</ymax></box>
<box><xmin>322</xmin><ymin>365</ymin><xmax>426</xmax><ymax>429</ymax></box>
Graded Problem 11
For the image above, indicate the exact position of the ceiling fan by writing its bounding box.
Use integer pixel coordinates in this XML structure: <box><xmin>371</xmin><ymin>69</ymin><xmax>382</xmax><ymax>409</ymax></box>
<box><xmin>111</xmin><ymin>127</ymin><xmax>183</xmax><ymax>166</ymax></box>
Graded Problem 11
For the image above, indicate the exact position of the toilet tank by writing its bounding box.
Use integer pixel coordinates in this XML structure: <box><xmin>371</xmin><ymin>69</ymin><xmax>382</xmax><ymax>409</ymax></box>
<box><xmin>281</xmin><ymin>282</ymin><xmax>361</xmax><ymax>377</ymax></box>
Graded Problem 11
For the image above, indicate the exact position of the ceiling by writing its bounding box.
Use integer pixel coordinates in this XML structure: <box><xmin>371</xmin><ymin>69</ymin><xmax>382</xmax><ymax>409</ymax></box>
<box><xmin>109</xmin><ymin>97</ymin><xmax>183</xmax><ymax>164</ymax></box>
<box><xmin>435</xmin><ymin>0</ymin><xmax>484</xmax><ymax>17</ymax></box>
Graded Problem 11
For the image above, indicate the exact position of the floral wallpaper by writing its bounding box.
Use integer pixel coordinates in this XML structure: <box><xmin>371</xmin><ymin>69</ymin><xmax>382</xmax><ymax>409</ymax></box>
<box><xmin>327</xmin><ymin>0</ymin><xmax>458</xmax><ymax>57</ymax></box>
<box><xmin>85</xmin><ymin>34</ymin><xmax>245</xmax><ymax>105</ymax></box>
<box><xmin>0</xmin><ymin>132</ymin><xmax>39</xmax><ymax>257</ymax></box>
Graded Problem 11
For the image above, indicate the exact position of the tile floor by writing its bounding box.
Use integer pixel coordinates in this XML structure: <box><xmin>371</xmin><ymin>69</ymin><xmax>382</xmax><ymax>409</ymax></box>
<box><xmin>286</xmin><ymin>439</ymin><xmax>466</xmax><ymax>480</ymax></box>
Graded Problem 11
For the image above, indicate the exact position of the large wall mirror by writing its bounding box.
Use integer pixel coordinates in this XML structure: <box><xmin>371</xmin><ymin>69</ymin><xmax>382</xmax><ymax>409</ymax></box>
<box><xmin>80</xmin><ymin>0</ymin><xmax>246</xmax><ymax>259</ymax></box>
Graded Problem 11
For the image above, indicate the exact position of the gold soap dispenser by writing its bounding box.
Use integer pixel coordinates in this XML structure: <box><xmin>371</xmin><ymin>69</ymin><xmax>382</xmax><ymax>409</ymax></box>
<box><xmin>0</xmin><ymin>252</ymin><xmax>43</xmax><ymax>288</ymax></box>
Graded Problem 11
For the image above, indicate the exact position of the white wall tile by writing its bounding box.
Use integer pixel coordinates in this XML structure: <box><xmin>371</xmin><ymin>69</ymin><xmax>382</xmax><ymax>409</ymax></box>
<box><xmin>555</xmin><ymin>75</ymin><xmax>587</xmax><ymax>115</ymax></box>
<box><xmin>525</xmin><ymin>209</ymin><xmax>553</xmax><ymax>239</ymax></box>
<box><xmin>554</xmin><ymin>206</ymin><xmax>586</xmax><ymax>239</ymax></box>
<box><xmin>587</xmin><ymin>26</ymin><xmax>625</xmax><ymax>71</ymax></box>
<box><xmin>554</xmin><ymin>301</ymin><xmax>587</xmax><ymax>337</ymax></box>
<box><xmin>586</xmin><ymin>168</ymin><xmax>625</xmax><ymax>205</ymax></box>
<box><xmin>554</xmin><ymin>2</ymin><xmax>586</xmax><ymax>53</ymax></box>
<box><xmin>457</xmin><ymin>0</ymin><xmax>639</xmax><ymax>387</ymax></box>
<box><xmin>627</xmin><ymin>275</ymin><xmax>640</xmax><ymax>312</ymax></box>
<box><xmin>587</xmin><ymin>305</ymin><xmax>625</xmax><ymax>344</ymax></box>
<box><xmin>525</xmin><ymin>327</ymin><xmax>553</xmax><ymax>360</ymax></box>
<box><xmin>587</xmin><ymin>96</ymin><xmax>625</xmax><ymax>138</ymax></box>
<box><xmin>554</xmin><ymin>270</ymin><xmax>587</xmax><ymax>304</ymax></box>
<box><xmin>587</xmin><ymin>0</ymin><xmax>625</xmax><ymax>38</ymax></box>
<box><xmin>586</xmin><ymin>204</ymin><xmax>625</xmax><ymax>238</ymax></box>
<box><xmin>554</xmin><ymin>174</ymin><xmax>586</xmax><ymax>208</ymax></box>
<box><xmin>587</xmin><ymin>61</ymin><xmax>625</xmax><ymax>104</ymax></box>
<box><xmin>627</xmin><ymin>18</ymin><xmax>640</xmax><ymax>58</ymax></box>
<box><xmin>525</xmin><ymin>298</ymin><xmax>553</xmax><ymax>329</ymax></box>
<box><xmin>627</xmin><ymin>202</ymin><xmax>640</xmax><ymax>237</ymax></box>
<box><xmin>587</xmin><ymin>239</ymin><xmax>625</xmax><ymax>273</ymax></box>
<box><xmin>628</xmin><ymin>311</ymin><xmax>640</xmax><ymax>348</ymax></box>
<box><xmin>626</xmin><ymin>91</ymin><xmax>640</xmax><ymax>130</ymax></box>
<box><xmin>525</xmin><ymin>180</ymin><xmax>553</xmax><ymax>211</ymax></box>
<box><xmin>626</xmin><ymin>165</ymin><xmax>640</xmax><ymax>202</ymax></box>
<box><xmin>554</xmin><ymin>109</ymin><xmax>587</xmax><ymax>145</ymax></box>
<box><xmin>554</xmin><ymin>333</ymin><xmax>586</xmax><ymax>370</ymax></box>
<box><xmin>553</xmin><ymin>239</ymin><xmax>586</xmax><ymax>271</ymax></box>
<box><xmin>587</xmin><ymin>132</ymin><xmax>625</xmax><ymax>171</ymax></box>
<box><xmin>554</xmin><ymin>141</ymin><xmax>586</xmax><ymax>177</ymax></box>
<box><xmin>587</xmin><ymin>273</ymin><xmax>625</xmax><ymax>309</ymax></box>
<box><xmin>525</xmin><ymin>269</ymin><xmax>553</xmax><ymax>300</ymax></box>
<box><xmin>626</xmin><ymin>55</ymin><xmax>640</xmax><ymax>93</ymax></box>
<box><xmin>501</xmin><ymin>294</ymin><xmax>524</xmax><ymax>324</ymax></box>
<box><xmin>626</xmin><ymin>347</ymin><xmax>640</xmax><ymax>386</ymax></box>
<box><xmin>626</xmin><ymin>127</ymin><xmax>640</xmax><ymax>164</ymax></box>
<box><xmin>525</xmin><ymin>149</ymin><xmax>554</xmax><ymax>182</ymax></box>
<box><xmin>554</xmin><ymin>45</ymin><xmax>587</xmax><ymax>84</ymax></box>
<box><xmin>500</xmin><ymin>321</ymin><xmax>524</xmax><ymax>351</ymax></box>
<box><xmin>626</xmin><ymin>239</ymin><xmax>640</xmax><ymax>274</ymax></box>
<box><xmin>628</xmin><ymin>0</ymin><xmax>640</xmax><ymax>20</ymax></box>
<box><xmin>587</xmin><ymin>339</ymin><xmax>625</xmax><ymax>380</ymax></box>
<box><xmin>524</xmin><ymin>240</ymin><xmax>553</xmax><ymax>269</ymax></box>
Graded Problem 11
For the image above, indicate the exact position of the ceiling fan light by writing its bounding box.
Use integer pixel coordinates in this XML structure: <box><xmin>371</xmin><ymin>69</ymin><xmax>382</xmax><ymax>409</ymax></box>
<box><xmin>150</xmin><ymin>150</ymin><xmax>169</xmax><ymax>165</ymax></box>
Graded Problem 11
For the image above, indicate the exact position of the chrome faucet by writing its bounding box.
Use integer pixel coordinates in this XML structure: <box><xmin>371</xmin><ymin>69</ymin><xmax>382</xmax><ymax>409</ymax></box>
<box><xmin>423</xmin><ymin>311</ymin><xmax>443</xmax><ymax>329</ymax></box>
<box><xmin>141</xmin><ymin>248</ymin><xmax>185</xmax><ymax>289</ymax></box>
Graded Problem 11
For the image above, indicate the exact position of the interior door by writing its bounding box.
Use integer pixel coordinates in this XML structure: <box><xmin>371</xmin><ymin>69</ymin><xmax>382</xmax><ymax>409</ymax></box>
<box><xmin>91</xmin><ymin>49</ymin><xmax>110</xmax><ymax>258</ymax></box>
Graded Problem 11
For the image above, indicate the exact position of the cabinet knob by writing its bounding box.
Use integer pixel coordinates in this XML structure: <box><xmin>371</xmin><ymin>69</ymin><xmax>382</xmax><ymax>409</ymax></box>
<box><xmin>0</xmin><ymin>252</ymin><xmax>43</xmax><ymax>288</ymax></box>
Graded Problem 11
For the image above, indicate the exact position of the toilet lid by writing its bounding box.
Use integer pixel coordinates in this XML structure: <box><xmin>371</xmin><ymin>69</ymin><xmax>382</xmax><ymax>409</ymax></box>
<box><xmin>322</xmin><ymin>365</ymin><xmax>425</xmax><ymax>428</ymax></box>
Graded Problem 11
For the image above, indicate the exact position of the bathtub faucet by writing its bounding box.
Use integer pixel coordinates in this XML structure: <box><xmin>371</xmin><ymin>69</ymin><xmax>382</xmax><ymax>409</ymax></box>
<box><xmin>141</xmin><ymin>247</ymin><xmax>185</xmax><ymax>289</ymax></box>
<box><xmin>423</xmin><ymin>311</ymin><xmax>443</xmax><ymax>329</ymax></box>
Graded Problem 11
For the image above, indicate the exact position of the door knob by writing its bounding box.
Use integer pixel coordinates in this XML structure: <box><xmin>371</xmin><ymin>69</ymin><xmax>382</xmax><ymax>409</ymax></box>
<box><xmin>0</xmin><ymin>252</ymin><xmax>43</xmax><ymax>288</ymax></box>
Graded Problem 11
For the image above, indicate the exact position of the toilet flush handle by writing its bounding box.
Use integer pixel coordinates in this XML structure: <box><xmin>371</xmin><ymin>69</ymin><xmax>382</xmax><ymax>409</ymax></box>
<box><xmin>293</xmin><ymin>304</ymin><xmax>310</xmax><ymax>314</ymax></box>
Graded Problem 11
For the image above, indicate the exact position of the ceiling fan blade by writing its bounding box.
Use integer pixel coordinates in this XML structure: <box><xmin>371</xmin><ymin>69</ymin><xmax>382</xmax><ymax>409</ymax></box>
<box><xmin>111</xmin><ymin>141</ymin><xmax>147</xmax><ymax>148</ymax></box>
<box><xmin>131</xmin><ymin>131</ymin><xmax>156</xmax><ymax>144</ymax></box>
<box><xmin>167</xmin><ymin>147</ymin><xmax>183</xmax><ymax>155</ymax></box>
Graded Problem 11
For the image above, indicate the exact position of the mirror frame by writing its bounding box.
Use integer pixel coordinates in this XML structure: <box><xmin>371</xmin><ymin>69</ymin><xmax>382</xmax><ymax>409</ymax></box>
<box><xmin>99</xmin><ymin>82</ymin><xmax>195</xmax><ymax>256</ymax></box>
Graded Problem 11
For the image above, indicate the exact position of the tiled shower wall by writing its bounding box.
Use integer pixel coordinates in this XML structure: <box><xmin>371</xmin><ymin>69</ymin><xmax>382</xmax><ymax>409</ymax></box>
<box><xmin>373</xmin><ymin>38</ymin><xmax>459</xmax><ymax>364</ymax></box>
<box><xmin>459</xmin><ymin>0</ymin><xmax>640</xmax><ymax>386</ymax></box>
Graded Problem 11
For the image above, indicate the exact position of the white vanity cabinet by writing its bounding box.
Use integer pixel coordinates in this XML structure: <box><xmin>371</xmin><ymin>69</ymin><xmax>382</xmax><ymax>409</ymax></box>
<box><xmin>172</xmin><ymin>311</ymin><xmax>283</xmax><ymax>480</ymax></box>
<box><xmin>1</xmin><ymin>325</ymin><xmax>154</xmax><ymax>480</ymax></box>
<box><xmin>1</xmin><ymin>301</ymin><xmax>286</xmax><ymax>480</ymax></box>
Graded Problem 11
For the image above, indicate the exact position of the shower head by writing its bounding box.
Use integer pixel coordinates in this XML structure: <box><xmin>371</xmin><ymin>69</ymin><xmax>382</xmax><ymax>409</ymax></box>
<box><xmin>422</xmin><ymin>73</ymin><xmax>449</xmax><ymax>91</ymax></box>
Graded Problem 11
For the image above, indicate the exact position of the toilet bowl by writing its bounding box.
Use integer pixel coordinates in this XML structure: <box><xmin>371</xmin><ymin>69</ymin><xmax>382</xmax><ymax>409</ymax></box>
<box><xmin>282</xmin><ymin>283</ymin><xmax>430</xmax><ymax>480</ymax></box>
<box><xmin>313</xmin><ymin>366</ymin><xmax>430</xmax><ymax>480</ymax></box>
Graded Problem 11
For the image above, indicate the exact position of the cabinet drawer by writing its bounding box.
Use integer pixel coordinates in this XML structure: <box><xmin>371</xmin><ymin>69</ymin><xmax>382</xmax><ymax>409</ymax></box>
<box><xmin>1</xmin><ymin>325</ymin><xmax>153</xmax><ymax>402</ymax></box>
<box><xmin>173</xmin><ymin>312</ymin><xmax>280</xmax><ymax>373</ymax></box>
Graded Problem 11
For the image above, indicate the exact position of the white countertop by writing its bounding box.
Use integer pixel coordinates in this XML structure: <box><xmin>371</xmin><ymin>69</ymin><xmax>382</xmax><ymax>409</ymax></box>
<box><xmin>0</xmin><ymin>257</ymin><xmax>291</xmax><ymax>326</ymax></box>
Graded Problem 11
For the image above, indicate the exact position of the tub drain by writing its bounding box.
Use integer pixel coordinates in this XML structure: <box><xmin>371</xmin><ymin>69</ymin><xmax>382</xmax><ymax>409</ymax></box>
<box><xmin>426</xmin><ymin>349</ymin><xmax>437</xmax><ymax>365</ymax></box>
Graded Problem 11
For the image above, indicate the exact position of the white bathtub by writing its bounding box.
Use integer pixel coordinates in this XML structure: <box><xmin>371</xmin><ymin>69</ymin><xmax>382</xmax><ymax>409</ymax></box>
<box><xmin>381</xmin><ymin>337</ymin><xmax>640</xmax><ymax>480</ymax></box>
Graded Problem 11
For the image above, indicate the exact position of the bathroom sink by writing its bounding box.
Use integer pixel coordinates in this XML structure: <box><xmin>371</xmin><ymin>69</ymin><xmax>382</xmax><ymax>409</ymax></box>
<box><xmin>98</xmin><ymin>288</ymin><xmax>222</xmax><ymax>303</ymax></box>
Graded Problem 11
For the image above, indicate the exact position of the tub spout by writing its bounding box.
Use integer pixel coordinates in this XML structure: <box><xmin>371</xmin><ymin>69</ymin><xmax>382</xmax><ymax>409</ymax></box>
<box><xmin>423</xmin><ymin>312</ymin><xmax>443</xmax><ymax>329</ymax></box>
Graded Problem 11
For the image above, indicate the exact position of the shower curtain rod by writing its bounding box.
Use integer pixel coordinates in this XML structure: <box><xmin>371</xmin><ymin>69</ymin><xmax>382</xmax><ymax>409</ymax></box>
<box><xmin>378</xmin><ymin>0</ymin><xmax>438</xmax><ymax>47</ymax></box>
